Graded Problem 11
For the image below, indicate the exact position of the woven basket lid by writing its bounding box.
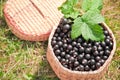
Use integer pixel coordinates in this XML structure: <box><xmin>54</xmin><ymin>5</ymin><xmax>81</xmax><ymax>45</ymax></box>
<box><xmin>4</xmin><ymin>0</ymin><xmax>65</xmax><ymax>41</ymax></box>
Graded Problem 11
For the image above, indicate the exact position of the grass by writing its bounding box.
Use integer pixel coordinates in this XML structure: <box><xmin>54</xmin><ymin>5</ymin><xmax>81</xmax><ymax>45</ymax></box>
<box><xmin>0</xmin><ymin>0</ymin><xmax>120</xmax><ymax>80</ymax></box>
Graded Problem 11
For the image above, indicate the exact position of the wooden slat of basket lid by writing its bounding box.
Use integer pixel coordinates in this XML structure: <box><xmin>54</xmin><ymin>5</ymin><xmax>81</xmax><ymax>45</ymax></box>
<box><xmin>4</xmin><ymin>0</ymin><xmax>65</xmax><ymax>41</ymax></box>
<box><xmin>30</xmin><ymin>0</ymin><xmax>66</xmax><ymax>28</ymax></box>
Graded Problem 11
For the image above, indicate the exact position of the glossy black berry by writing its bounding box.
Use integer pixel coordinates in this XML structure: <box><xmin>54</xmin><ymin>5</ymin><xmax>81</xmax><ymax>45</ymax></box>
<box><xmin>82</xmin><ymin>42</ymin><xmax>87</xmax><ymax>47</ymax></box>
<box><xmin>94</xmin><ymin>42</ymin><xmax>100</xmax><ymax>47</ymax></box>
<box><xmin>79</xmin><ymin>65</ymin><xmax>84</xmax><ymax>71</ymax></box>
<box><xmin>99</xmin><ymin>51</ymin><xmax>104</xmax><ymax>56</ymax></box>
<box><xmin>95</xmin><ymin>56</ymin><xmax>101</xmax><ymax>62</ymax></box>
<box><xmin>54</xmin><ymin>33</ymin><xmax>58</xmax><ymax>37</ymax></box>
<box><xmin>77</xmin><ymin>38</ymin><xmax>83</xmax><ymax>43</ymax></box>
<box><xmin>67</xmin><ymin>45</ymin><xmax>73</xmax><ymax>50</ymax></box>
<box><xmin>57</xmin><ymin>37</ymin><xmax>61</xmax><ymax>41</ymax></box>
<box><xmin>61</xmin><ymin>52</ymin><xmax>66</xmax><ymax>57</ymax></box>
<box><xmin>99</xmin><ymin>59</ymin><xmax>105</xmax><ymax>65</ymax></box>
<box><xmin>85</xmin><ymin>48</ymin><xmax>91</xmax><ymax>54</ymax></box>
<box><xmin>91</xmin><ymin>65</ymin><xmax>96</xmax><ymax>70</ymax></box>
<box><xmin>92</xmin><ymin>46</ymin><xmax>97</xmax><ymax>52</ymax></box>
<box><xmin>61</xmin><ymin>58</ymin><xmax>66</xmax><ymax>64</ymax></box>
<box><xmin>82</xmin><ymin>59</ymin><xmax>88</xmax><ymax>66</ymax></box>
<box><xmin>109</xmin><ymin>41</ymin><xmax>113</xmax><ymax>48</ymax></box>
<box><xmin>63</xmin><ymin>24</ymin><xmax>70</xmax><ymax>31</ymax></box>
<box><xmin>74</xmin><ymin>61</ymin><xmax>79</xmax><ymax>67</ymax></box>
<box><xmin>73</xmin><ymin>47</ymin><xmax>78</xmax><ymax>52</ymax></box>
<box><xmin>65</xmin><ymin>54</ymin><xmax>71</xmax><ymax>59</ymax></box>
<box><xmin>96</xmin><ymin>62</ymin><xmax>101</xmax><ymax>69</ymax></box>
<box><xmin>57</xmin><ymin>56</ymin><xmax>61</xmax><ymax>61</ymax></box>
<box><xmin>58</xmin><ymin>41</ymin><xmax>63</xmax><ymax>47</ymax></box>
<box><xmin>60</xmin><ymin>33</ymin><xmax>64</xmax><ymax>37</ymax></box>
<box><xmin>76</xmin><ymin>43</ymin><xmax>81</xmax><ymax>48</ymax></box>
<box><xmin>53</xmin><ymin>45</ymin><xmax>59</xmax><ymax>50</ymax></box>
<box><xmin>85</xmin><ymin>65</ymin><xmax>90</xmax><ymax>71</ymax></box>
<box><xmin>104</xmin><ymin>30</ymin><xmax>109</xmax><ymax>36</ymax></box>
<box><xmin>72</xmin><ymin>41</ymin><xmax>77</xmax><ymax>46</ymax></box>
<box><xmin>90</xmin><ymin>59</ymin><xmax>96</xmax><ymax>65</ymax></box>
<box><xmin>73</xmin><ymin>52</ymin><xmax>78</xmax><ymax>57</ymax></box>
<box><xmin>105</xmin><ymin>50</ymin><xmax>110</xmax><ymax>56</ymax></box>
<box><xmin>79</xmin><ymin>47</ymin><xmax>84</xmax><ymax>53</ymax></box>
<box><xmin>103</xmin><ymin>56</ymin><xmax>108</xmax><ymax>60</ymax></box>
<box><xmin>101</xmin><ymin>42</ymin><xmax>106</xmax><ymax>47</ymax></box>
<box><xmin>51</xmin><ymin>40</ymin><xmax>57</xmax><ymax>46</ymax></box>
<box><xmin>69</xmin><ymin>57</ymin><xmax>75</xmax><ymax>63</ymax></box>
<box><xmin>105</xmin><ymin>46</ymin><xmax>110</xmax><ymax>50</ymax></box>
<box><xmin>93</xmin><ymin>51</ymin><xmax>99</xmax><ymax>56</ymax></box>
<box><xmin>56</xmin><ymin>27</ymin><xmax>61</xmax><ymax>33</ymax></box>
<box><xmin>78</xmin><ymin>54</ymin><xmax>84</xmax><ymax>60</ymax></box>
<box><xmin>63</xmin><ymin>44</ymin><xmax>67</xmax><ymax>49</ymax></box>
<box><xmin>52</xmin><ymin>37</ymin><xmax>56</xmax><ymax>41</ymax></box>
<box><xmin>85</xmin><ymin>54</ymin><xmax>91</xmax><ymax>60</ymax></box>
<box><xmin>62</xmin><ymin>18</ymin><xmax>68</xmax><ymax>24</ymax></box>
<box><xmin>55</xmin><ymin>49</ymin><xmax>60</xmax><ymax>56</ymax></box>
<box><xmin>67</xmin><ymin>38</ymin><xmax>72</xmax><ymax>43</ymax></box>
<box><xmin>105</xmin><ymin>39</ymin><xmax>110</xmax><ymax>45</ymax></box>
<box><xmin>98</xmin><ymin>46</ymin><xmax>103</xmax><ymax>52</ymax></box>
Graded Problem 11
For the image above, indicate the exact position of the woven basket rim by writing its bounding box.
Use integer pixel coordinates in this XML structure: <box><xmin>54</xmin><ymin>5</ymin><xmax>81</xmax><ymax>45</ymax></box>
<box><xmin>48</xmin><ymin>22</ymin><xmax>116</xmax><ymax>75</ymax></box>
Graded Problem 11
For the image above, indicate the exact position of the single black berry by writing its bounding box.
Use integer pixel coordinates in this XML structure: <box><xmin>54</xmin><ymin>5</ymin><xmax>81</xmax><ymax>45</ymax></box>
<box><xmin>78</xmin><ymin>54</ymin><xmax>84</xmax><ymax>60</ymax></box>
<box><xmin>82</xmin><ymin>59</ymin><xmax>88</xmax><ymax>66</ymax></box>
<box><xmin>58</xmin><ymin>41</ymin><xmax>63</xmax><ymax>47</ymax></box>
<box><xmin>90</xmin><ymin>59</ymin><xmax>96</xmax><ymax>65</ymax></box>
<box><xmin>63</xmin><ymin>24</ymin><xmax>70</xmax><ymax>31</ymax></box>
<box><xmin>79</xmin><ymin>47</ymin><xmax>84</xmax><ymax>53</ymax></box>
<box><xmin>85</xmin><ymin>54</ymin><xmax>91</xmax><ymax>60</ymax></box>
<box><xmin>61</xmin><ymin>52</ymin><xmax>66</xmax><ymax>57</ymax></box>
<box><xmin>93</xmin><ymin>51</ymin><xmax>99</xmax><ymax>56</ymax></box>
<box><xmin>85</xmin><ymin>48</ymin><xmax>91</xmax><ymax>54</ymax></box>
<box><xmin>104</xmin><ymin>30</ymin><xmax>109</xmax><ymax>36</ymax></box>
<box><xmin>101</xmin><ymin>42</ymin><xmax>106</xmax><ymax>47</ymax></box>
<box><xmin>79</xmin><ymin>65</ymin><xmax>84</xmax><ymax>71</ymax></box>
<box><xmin>67</xmin><ymin>45</ymin><xmax>73</xmax><ymax>50</ymax></box>
<box><xmin>85</xmin><ymin>65</ymin><xmax>90</xmax><ymax>71</ymax></box>
<box><xmin>105</xmin><ymin>39</ymin><xmax>110</xmax><ymax>45</ymax></box>
<box><xmin>74</xmin><ymin>61</ymin><xmax>79</xmax><ymax>67</ymax></box>
<box><xmin>69</xmin><ymin>57</ymin><xmax>75</xmax><ymax>63</ymax></box>
<box><xmin>55</xmin><ymin>49</ymin><xmax>61</xmax><ymax>56</ymax></box>
<box><xmin>99</xmin><ymin>59</ymin><xmax>105</xmax><ymax>65</ymax></box>
<box><xmin>95</xmin><ymin>56</ymin><xmax>101</xmax><ymax>62</ymax></box>
<box><xmin>51</xmin><ymin>40</ymin><xmax>57</xmax><ymax>46</ymax></box>
<box><xmin>65</xmin><ymin>54</ymin><xmax>71</xmax><ymax>59</ymax></box>
<box><xmin>105</xmin><ymin>50</ymin><xmax>110</xmax><ymax>56</ymax></box>
<box><xmin>57</xmin><ymin>56</ymin><xmax>61</xmax><ymax>61</ymax></box>
<box><xmin>72</xmin><ymin>41</ymin><xmax>77</xmax><ymax>46</ymax></box>
<box><xmin>98</xmin><ymin>46</ymin><xmax>103</xmax><ymax>52</ymax></box>
<box><xmin>96</xmin><ymin>62</ymin><xmax>101</xmax><ymax>69</ymax></box>
<box><xmin>53</xmin><ymin>45</ymin><xmax>59</xmax><ymax>50</ymax></box>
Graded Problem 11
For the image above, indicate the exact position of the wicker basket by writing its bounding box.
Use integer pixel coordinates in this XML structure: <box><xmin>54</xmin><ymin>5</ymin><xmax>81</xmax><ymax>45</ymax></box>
<box><xmin>4</xmin><ymin>0</ymin><xmax>65</xmax><ymax>41</ymax></box>
<box><xmin>47</xmin><ymin>22</ymin><xmax>116</xmax><ymax>80</ymax></box>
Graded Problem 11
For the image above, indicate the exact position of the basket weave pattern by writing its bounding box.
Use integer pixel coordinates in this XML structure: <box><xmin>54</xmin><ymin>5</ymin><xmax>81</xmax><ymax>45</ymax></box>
<box><xmin>47</xmin><ymin>23</ymin><xmax>116</xmax><ymax>80</ymax></box>
<box><xmin>4</xmin><ymin>0</ymin><xmax>65</xmax><ymax>41</ymax></box>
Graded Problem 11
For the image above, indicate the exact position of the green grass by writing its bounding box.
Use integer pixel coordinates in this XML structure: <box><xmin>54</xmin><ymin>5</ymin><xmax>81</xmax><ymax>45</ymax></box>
<box><xmin>0</xmin><ymin>0</ymin><xmax>120</xmax><ymax>80</ymax></box>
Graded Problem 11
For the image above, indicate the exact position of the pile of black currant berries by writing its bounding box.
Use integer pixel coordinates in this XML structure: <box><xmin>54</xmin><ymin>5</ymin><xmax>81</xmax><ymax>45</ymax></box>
<box><xmin>51</xmin><ymin>18</ymin><xmax>113</xmax><ymax>71</ymax></box>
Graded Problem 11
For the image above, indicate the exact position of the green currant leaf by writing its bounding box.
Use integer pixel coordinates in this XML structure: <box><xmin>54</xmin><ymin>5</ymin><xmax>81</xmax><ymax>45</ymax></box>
<box><xmin>82</xmin><ymin>10</ymin><xmax>104</xmax><ymax>24</ymax></box>
<box><xmin>71</xmin><ymin>17</ymin><xmax>83</xmax><ymax>39</ymax></box>
<box><xmin>82</xmin><ymin>0</ymin><xmax>103</xmax><ymax>12</ymax></box>
<box><xmin>58</xmin><ymin>0</ymin><xmax>79</xmax><ymax>19</ymax></box>
<box><xmin>90</xmin><ymin>0</ymin><xmax>103</xmax><ymax>11</ymax></box>
<box><xmin>81</xmin><ymin>23</ymin><xmax>104</xmax><ymax>41</ymax></box>
<box><xmin>89</xmin><ymin>24</ymin><xmax>104</xmax><ymax>41</ymax></box>
<box><xmin>81</xmin><ymin>0</ymin><xmax>92</xmax><ymax>12</ymax></box>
